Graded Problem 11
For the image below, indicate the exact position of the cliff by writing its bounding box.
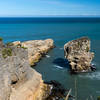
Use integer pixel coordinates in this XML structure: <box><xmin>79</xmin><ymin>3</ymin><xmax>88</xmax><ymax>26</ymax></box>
<box><xmin>64</xmin><ymin>37</ymin><xmax>94</xmax><ymax>72</ymax></box>
<box><xmin>13</xmin><ymin>39</ymin><xmax>54</xmax><ymax>66</ymax></box>
<box><xmin>0</xmin><ymin>39</ymin><xmax>52</xmax><ymax>100</ymax></box>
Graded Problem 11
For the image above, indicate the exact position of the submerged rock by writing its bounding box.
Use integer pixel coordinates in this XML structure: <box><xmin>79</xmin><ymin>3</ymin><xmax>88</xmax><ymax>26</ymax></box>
<box><xmin>64</xmin><ymin>37</ymin><xmax>94</xmax><ymax>73</ymax></box>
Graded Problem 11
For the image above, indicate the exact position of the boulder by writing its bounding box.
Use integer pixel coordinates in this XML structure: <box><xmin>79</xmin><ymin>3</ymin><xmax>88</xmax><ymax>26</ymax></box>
<box><xmin>64</xmin><ymin>37</ymin><xmax>94</xmax><ymax>73</ymax></box>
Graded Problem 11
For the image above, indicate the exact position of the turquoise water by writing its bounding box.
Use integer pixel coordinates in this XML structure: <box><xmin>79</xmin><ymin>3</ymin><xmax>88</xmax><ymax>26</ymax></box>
<box><xmin>0</xmin><ymin>18</ymin><xmax>100</xmax><ymax>100</ymax></box>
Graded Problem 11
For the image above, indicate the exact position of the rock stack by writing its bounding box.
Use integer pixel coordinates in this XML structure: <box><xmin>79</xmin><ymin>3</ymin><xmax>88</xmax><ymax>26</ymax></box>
<box><xmin>64</xmin><ymin>37</ymin><xmax>94</xmax><ymax>73</ymax></box>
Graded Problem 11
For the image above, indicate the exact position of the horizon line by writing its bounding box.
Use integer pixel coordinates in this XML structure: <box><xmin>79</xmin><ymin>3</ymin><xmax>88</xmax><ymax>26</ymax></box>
<box><xmin>0</xmin><ymin>15</ymin><xmax>100</xmax><ymax>18</ymax></box>
<box><xmin>0</xmin><ymin>15</ymin><xmax>100</xmax><ymax>17</ymax></box>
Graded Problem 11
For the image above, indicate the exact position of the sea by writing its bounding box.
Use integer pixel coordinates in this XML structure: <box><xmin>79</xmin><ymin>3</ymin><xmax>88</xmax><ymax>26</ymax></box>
<box><xmin>0</xmin><ymin>17</ymin><xmax>100</xmax><ymax>100</ymax></box>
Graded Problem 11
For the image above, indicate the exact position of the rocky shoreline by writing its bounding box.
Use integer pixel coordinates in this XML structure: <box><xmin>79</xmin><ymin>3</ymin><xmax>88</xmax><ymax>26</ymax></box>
<box><xmin>13</xmin><ymin>39</ymin><xmax>54</xmax><ymax>66</ymax></box>
<box><xmin>0</xmin><ymin>37</ymin><xmax>97</xmax><ymax>100</ymax></box>
<box><xmin>0</xmin><ymin>38</ymin><xmax>55</xmax><ymax>100</ymax></box>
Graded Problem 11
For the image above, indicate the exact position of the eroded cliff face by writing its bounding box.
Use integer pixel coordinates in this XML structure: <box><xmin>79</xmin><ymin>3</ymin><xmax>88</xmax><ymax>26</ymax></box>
<box><xmin>13</xmin><ymin>39</ymin><xmax>54</xmax><ymax>66</ymax></box>
<box><xmin>0</xmin><ymin>40</ymin><xmax>51</xmax><ymax>100</ymax></box>
<box><xmin>64</xmin><ymin>37</ymin><xmax>94</xmax><ymax>72</ymax></box>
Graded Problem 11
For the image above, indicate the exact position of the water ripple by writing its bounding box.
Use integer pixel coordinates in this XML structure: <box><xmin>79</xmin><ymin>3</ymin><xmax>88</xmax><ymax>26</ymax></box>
<box><xmin>79</xmin><ymin>72</ymin><xmax>100</xmax><ymax>80</ymax></box>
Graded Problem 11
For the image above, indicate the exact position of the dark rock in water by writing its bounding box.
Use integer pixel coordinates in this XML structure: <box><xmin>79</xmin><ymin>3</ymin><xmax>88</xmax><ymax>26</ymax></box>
<box><xmin>90</xmin><ymin>64</ymin><xmax>96</xmax><ymax>71</ymax></box>
<box><xmin>44</xmin><ymin>80</ymin><xmax>72</xmax><ymax>100</ymax></box>
<box><xmin>64</xmin><ymin>37</ymin><xmax>95</xmax><ymax>73</ymax></box>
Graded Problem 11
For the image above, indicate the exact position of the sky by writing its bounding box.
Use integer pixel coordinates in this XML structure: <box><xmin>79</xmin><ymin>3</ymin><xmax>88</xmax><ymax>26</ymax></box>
<box><xmin>0</xmin><ymin>0</ymin><xmax>100</xmax><ymax>17</ymax></box>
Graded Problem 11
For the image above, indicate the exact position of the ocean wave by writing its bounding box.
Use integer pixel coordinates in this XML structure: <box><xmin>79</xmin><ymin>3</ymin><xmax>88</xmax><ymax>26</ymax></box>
<box><xmin>46</xmin><ymin>55</ymin><xmax>50</xmax><ymax>58</ymax></box>
<box><xmin>53</xmin><ymin>65</ymin><xmax>63</xmax><ymax>69</ymax></box>
<box><xmin>79</xmin><ymin>72</ymin><xmax>100</xmax><ymax>80</ymax></box>
<box><xmin>59</xmin><ymin>48</ymin><xmax>63</xmax><ymax>50</ymax></box>
<box><xmin>96</xmin><ymin>91</ymin><xmax>100</xmax><ymax>93</ymax></box>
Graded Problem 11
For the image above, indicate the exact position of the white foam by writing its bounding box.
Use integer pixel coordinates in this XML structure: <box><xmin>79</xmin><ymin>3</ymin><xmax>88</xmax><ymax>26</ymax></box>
<box><xmin>59</xmin><ymin>48</ymin><xmax>63</xmax><ymax>50</ymax></box>
<box><xmin>54</xmin><ymin>65</ymin><xmax>63</xmax><ymax>69</ymax></box>
<box><xmin>96</xmin><ymin>91</ymin><xmax>100</xmax><ymax>93</ymax></box>
<box><xmin>79</xmin><ymin>72</ymin><xmax>100</xmax><ymax>80</ymax></box>
<box><xmin>46</xmin><ymin>55</ymin><xmax>50</xmax><ymax>58</ymax></box>
<box><xmin>91</xmin><ymin>62</ymin><xmax>96</xmax><ymax>66</ymax></box>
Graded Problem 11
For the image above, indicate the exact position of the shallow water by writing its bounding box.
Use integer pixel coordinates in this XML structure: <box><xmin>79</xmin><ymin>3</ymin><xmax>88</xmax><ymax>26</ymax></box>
<box><xmin>0</xmin><ymin>17</ymin><xmax>100</xmax><ymax>100</ymax></box>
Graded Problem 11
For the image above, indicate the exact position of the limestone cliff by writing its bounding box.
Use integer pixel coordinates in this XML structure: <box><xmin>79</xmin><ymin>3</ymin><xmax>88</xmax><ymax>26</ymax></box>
<box><xmin>0</xmin><ymin>40</ymin><xmax>50</xmax><ymax>100</ymax></box>
<box><xmin>13</xmin><ymin>39</ymin><xmax>54</xmax><ymax>66</ymax></box>
<box><xmin>64</xmin><ymin>37</ymin><xmax>94</xmax><ymax>72</ymax></box>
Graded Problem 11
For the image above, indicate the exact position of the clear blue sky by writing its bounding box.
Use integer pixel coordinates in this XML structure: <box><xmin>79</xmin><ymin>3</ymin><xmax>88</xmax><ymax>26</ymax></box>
<box><xmin>0</xmin><ymin>0</ymin><xmax>100</xmax><ymax>17</ymax></box>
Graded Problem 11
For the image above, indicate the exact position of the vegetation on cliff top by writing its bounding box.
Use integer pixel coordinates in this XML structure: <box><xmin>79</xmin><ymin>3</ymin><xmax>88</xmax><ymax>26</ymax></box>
<box><xmin>16</xmin><ymin>44</ymin><xmax>27</xmax><ymax>49</ymax></box>
<box><xmin>6</xmin><ymin>42</ymin><xmax>14</xmax><ymax>46</ymax></box>
<box><xmin>0</xmin><ymin>37</ymin><xmax>3</xmax><ymax>41</ymax></box>
<box><xmin>2</xmin><ymin>48</ymin><xmax>12</xmax><ymax>58</ymax></box>
<box><xmin>0</xmin><ymin>38</ymin><xmax>27</xmax><ymax>59</ymax></box>
<box><xmin>21</xmin><ymin>46</ymin><xmax>27</xmax><ymax>49</ymax></box>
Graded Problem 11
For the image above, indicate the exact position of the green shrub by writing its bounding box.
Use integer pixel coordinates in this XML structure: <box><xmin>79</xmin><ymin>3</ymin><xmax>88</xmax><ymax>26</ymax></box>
<box><xmin>0</xmin><ymin>37</ymin><xmax>3</xmax><ymax>41</ymax></box>
<box><xmin>86</xmin><ymin>46</ymin><xmax>89</xmax><ymax>52</ymax></box>
<box><xmin>21</xmin><ymin>46</ymin><xmax>27</xmax><ymax>49</ymax></box>
<box><xmin>78</xmin><ymin>41</ymin><xmax>82</xmax><ymax>47</ymax></box>
<box><xmin>97</xmin><ymin>96</ymin><xmax>100</xmax><ymax>100</ymax></box>
<box><xmin>17</xmin><ymin>44</ymin><xmax>21</xmax><ymax>47</ymax></box>
<box><xmin>6</xmin><ymin>42</ymin><xmax>14</xmax><ymax>46</ymax></box>
<box><xmin>2</xmin><ymin>48</ymin><xmax>12</xmax><ymax>58</ymax></box>
<box><xmin>16</xmin><ymin>43</ymin><xmax>27</xmax><ymax>49</ymax></box>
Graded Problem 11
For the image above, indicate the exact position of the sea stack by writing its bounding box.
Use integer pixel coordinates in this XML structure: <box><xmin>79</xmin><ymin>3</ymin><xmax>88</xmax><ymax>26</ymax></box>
<box><xmin>64</xmin><ymin>37</ymin><xmax>94</xmax><ymax>73</ymax></box>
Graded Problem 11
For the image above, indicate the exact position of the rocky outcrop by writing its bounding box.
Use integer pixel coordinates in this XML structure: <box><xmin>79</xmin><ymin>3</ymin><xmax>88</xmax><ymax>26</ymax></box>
<box><xmin>0</xmin><ymin>41</ymin><xmax>50</xmax><ymax>100</ymax></box>
<box><xmin>13</xmin><ymin>39</ymin><xmax>54</xmax><ymax>66</ymax></box>
<box><xmin>64</xmin><ymin>37</ymin><xmax>94</xmax><ymax>73</ymax></box>
<box><xmin>44</xmin><ymin>80</ymin><xmax>71</xmax><ymax>100</ymax></box>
